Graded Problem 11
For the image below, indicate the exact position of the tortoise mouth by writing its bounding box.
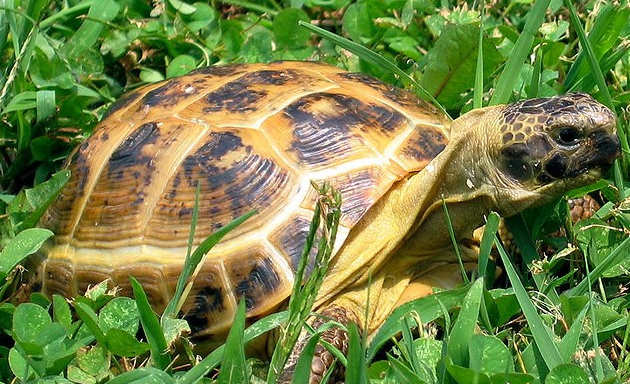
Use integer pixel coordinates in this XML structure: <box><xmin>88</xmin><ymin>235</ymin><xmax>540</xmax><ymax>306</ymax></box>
<box><xmin>562</xmin><ymin>130</ymin><xmax>620</xmax><ymax>179</ymax></box>
<box><xmin>586</xmin><ymin>130</ymin><xmax>621</xmax><ymax>170</ymax></box>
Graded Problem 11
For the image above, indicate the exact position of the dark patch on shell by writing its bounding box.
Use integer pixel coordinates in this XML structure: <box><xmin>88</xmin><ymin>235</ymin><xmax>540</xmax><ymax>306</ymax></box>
<box><xmin>196</xmin><ymin>131</ymin><xmax>243</xmax><ymax>160</ymax></box>
<box><xmin>284</xmin><ymin>93</ymin><xmax>356</xmax><ymax>165</ymax></box>
<box><xmin>102</xmin><ymin>90</ymin><xmax>142</xmax><ymax>119</ymax></box>
<box><xmin>271</xmin><ymin>216</ymin><xmax>319</xmax><ymax>276</ymax></box>
<box><xmin>178</xmin><ymin>207</ymin><xmax>192</xmax><ymax>218</ymax></box>
<box><xmin>339</xmin><ymin>72</ymin><xmax>426</xmax><ymax>109</ymax></box>
<box><xmin>70</xmin><ymin>142</ymin><xmax>92</xmax><ymax>191</ymax></box>
<box><xmin>184</xmin><ymin>286</ymin><xmax>225</xmax><ymax>334</ymax></box>
<box><xmin>138</xmin><ymin>79</ymin><xmax>200</xmax><ymax>109</ymax></box>
<box><xmin>108</xmin><ymin>122</ymin><xmax>159</xmax><ymax>178</ymax></box>
<box><xmin>234</xmin><ymin>257</ymin><xmax>281</xmax><ymax>311</ymax></box>
<box><xmin>188</xmin><ymin>64</ymin><xmax>246</xmax><ymax>77</ymax></box>
<box><xmin>204</xmin><ymin>87</ymin><xmax>267</xmax><ymax>114</ymax></box>
<box><xmin>284</xmin><ymin>92</ymin><xmax>404</xmax><ymax>166</ymax></box>
<box><xmin>401</xmin><ymin>127</ymin><xmax>448</xmax><ymax>163</ymax></box>
<box><xmin>203</xmin><ymin>69</ymin><xmax>299</xmax><ymax>113</ymax></box>
<box><xmin>174</xmin><ymin>131</ymin><xmax>290</xmax><ymax>222</ymax></box>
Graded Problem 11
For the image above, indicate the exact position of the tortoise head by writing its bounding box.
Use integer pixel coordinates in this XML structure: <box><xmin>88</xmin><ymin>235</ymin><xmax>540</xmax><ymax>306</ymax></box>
<box><xmin>495</xmin><ymin>93</ymin><xmax>619</xmax><ymax>191</ymax></box>
<box><xmin>450</xmin><ymin>93</ymin><xmax>619</xmax><ymax>216</ymax></box>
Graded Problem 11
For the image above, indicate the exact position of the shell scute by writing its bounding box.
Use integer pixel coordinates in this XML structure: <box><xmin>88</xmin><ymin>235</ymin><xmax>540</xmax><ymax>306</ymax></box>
<box><xmin>40</xmin><ymin>119</ymin><xmax>138</xmax><ymax>242</ymax></box>
<box><xmin>262</xmin><ymin>90</ymin><xmax>413</xmax><ymax>171</ymax></box>
<box><xmin>74</xmin><ymin>119</ymin><xmax>203</xmax><ymax>246</ymax></box>
<box><xmin>395</xmin><ymin>126</ymin><xmax>448</xmax><ymax>169</ymax></box>
<box><xmin>269</xmin><ymin>213</ymin><xmax>320</xmax><ymax>274</ymax></box>
<box><xmin>112</xmin><ymin>264</ymin><xmax>169</xmax><ymax>309</ymax></box>
<box><xmin>75</xmin><ymin>266</ymin><xmax>112</xmax><ymax>295</ymax></box>
<box><xmin>42</xmin><ymin>258</ymin><xmax>76</xmax><ymax>297</ymax></box>
<box><xmin>304</xmin><ymin>166</ymin><xmax>398</xmax><ymax>228</ymax></box>
<box><xmin>179</xmin><ymin>261</ymin><xmax>236</xmax><ymax>336</ymax></box>
<box><xmin>145</xmin><ymin>128</ymin><xmax>297</xmax><ymax>247</ymax></box>
<box><xmin>223</xmin><ymin>248</ymin><xmax>293</xmax><ymax>316</ymax></box>
<box><xmin>202</xmin><ymin>69</ymin><xmax>300</xmax><ymax>114</ymax></box>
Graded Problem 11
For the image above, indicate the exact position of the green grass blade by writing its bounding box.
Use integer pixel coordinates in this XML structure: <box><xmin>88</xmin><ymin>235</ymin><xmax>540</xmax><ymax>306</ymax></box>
<box><xmin>177</xmin><ymin>311</ymin><xmax>287</xmax><ymax>384</ymax></box>
<box><xmin>564</xmin><ymin>0</ymin><xmax>613</xmax><ymax>107</ymax></box>
<box><xmin>568</xmin><ymin>43</ymin><xmax>630</xmax><ymax>93</ymax></box>
<box><xmin>367</xmin><ymin>287</ymin><xmax>469</xmax><ymax>361</ymax></box>
<box><xmin>288</xmin><ymin>197</ymin><xmax>320</xmax><ymax>313</ymax></box>
<box><xmin>495</xmin><ymin>237</ymin><xmax>564</xmax><ymax>370</ymax></box>
<box><xmin>290</xmin><ymin>334</ymin><xmax>320</xmax><ymax>384</ymax></box>
<box><xmin>61</xmin><ymin>0</ymin><xmax>120</xmax><ymax>58</ymax></box>
<box><xmin>298</xmin><ymin>21</ymin><xmax>449</xmax><ymax>119</ymax></box>
<box><xmin>447</xmin><ymin>278</ymin><xmax>483</xmax><ymax>367</ymax></box>
<box><xmin>442</xmin><ymin>198</ymin><xmax>469</xmax><ymax>284</ymax></box>
<box><xmin>39</xmin><ymin>1</ymin><xmax>95</xmax><ymax>29</ymax></box>
<box><xmin>267</xmin><ymin>183</ymin><xmax>341</xmax><ymax>384</ymax></box>
<box><xmin>529</xmin><ymin>47</ymin><xmax>542</xmax><ymax>98</ymax></box>
<box><xmin>489</xmin><ymin>0</ymin><xmax>550</xmax><ymax>105</ymax></box>
<box><xmin>35</xmin><ymin>89</ymin><xmax>54</xmax><ymax>124</ymax></box>
<box><xmin>473</xmin><ymin>1</ymin><xmax>485</xmax><ymax>109</ymax></box>
<box><xmin>564</xmin><ymin>4</ymin><xmax>628</xmax><ymax>89</ymax></box>
<box><xmin>345</xmin><ymin>322</ymin><xmax>367</xmax><ymax>384</ymax></box>
<box><xmin>163</xmin><ymin>209</ymin><xmax>257</xmax><ymax>318</ymax></box>
<box><xmin>585</xmin><ymin>240</ymin><xmax>604</xmax><ymax>381</ymax></box>
<box><xmin>478</xmin><ymin>212</ymin><xmax>500</xmax><ymax>285</ymax></box>
<box><xmin>217</xmin><ymin>300</ymin><xmax>249</xmax><ymax>384</ymax></box>
<box><xmin>387</xmin><ymin>353</ymin><xmax>430</xmax><ymax>384</ymax></box>
<box><xmin>504</xmin><ymin>215</ymin><xmax>559</xmax><ymax>304</ymax></box>
<box><xmin>558</xmin><ymin>302</ymin><xmax>588</xmax><ymax>361</ymax></box>
<box><xmin>0</xmin><ymin>5</ymin><xmax>8</xmax><ymax>57</ymax></box>
<box><xmin>400</xmin><ymin>316</ymin><xmax>421</xmax><ymax>374</ymax></box>
<box><xmin>130</xmin><ymin>277</ymin><xmax>170</xmax><ymax>371</ymax></box>
<box><xmin>162</xmin><ymin>183</ymin><xmax>200</xmax><ymax>319</ymax></box>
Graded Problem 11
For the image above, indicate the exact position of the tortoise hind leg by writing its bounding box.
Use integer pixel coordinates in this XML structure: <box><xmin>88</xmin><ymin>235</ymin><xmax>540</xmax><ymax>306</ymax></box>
<box><xmin>279</xmin><ymin>305</ymin><xmax>359</xmax><ymax>384</ymax></box>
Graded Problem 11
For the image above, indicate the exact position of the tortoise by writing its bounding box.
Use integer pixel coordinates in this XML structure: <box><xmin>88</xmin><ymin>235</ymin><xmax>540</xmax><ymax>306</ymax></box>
<box><xmin>37</xmin><ymin>61</ymin><xmax>619</xmax><ymax>382</ymax></box>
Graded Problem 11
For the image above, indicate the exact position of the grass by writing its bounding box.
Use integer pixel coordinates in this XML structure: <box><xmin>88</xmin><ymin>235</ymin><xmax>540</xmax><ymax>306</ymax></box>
<box><xmin>0</xmin><ymin>0</ymin><xmax>630</xmax><ymax>383</ymax></box>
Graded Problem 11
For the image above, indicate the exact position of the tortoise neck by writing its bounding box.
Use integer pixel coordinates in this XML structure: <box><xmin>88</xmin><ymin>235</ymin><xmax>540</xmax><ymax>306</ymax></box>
<box><xmin>399</xmin><ymin>108</ymin><xmax>506</xmax><ymax>253</ymax></box>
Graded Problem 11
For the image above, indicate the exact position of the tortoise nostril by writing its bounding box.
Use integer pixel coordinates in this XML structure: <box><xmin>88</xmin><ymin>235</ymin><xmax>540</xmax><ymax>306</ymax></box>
<box><xmin>602</xmin><ymin>134</ymin><xmax>621</xmax><ymax>165</ymax></box>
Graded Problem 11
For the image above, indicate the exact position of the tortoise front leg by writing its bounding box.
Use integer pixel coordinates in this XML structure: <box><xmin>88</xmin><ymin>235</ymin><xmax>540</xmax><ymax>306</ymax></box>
<box><xmin>280</xmin><ymin>306</ymin><xmax>359</xmax><ymax>384</ymax></box>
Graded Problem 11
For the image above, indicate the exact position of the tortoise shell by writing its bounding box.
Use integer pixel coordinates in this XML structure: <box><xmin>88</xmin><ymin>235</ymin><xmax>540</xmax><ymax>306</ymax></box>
<box><xmin>39</xmin><ymin>61</ymin><xmax>450</xmax><ymax>336</ymax></box>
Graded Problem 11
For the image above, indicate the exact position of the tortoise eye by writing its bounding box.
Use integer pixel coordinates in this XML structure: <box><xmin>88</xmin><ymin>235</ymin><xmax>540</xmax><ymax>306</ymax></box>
<box><xmin>557</xmin><ymin>127</ymin><xmax>581</xmax><ymax>146</ymax></box>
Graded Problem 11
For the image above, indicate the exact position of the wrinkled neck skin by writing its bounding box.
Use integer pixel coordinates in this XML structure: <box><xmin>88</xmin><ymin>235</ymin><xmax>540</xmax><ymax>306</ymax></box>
<box><xmin>398</xmin><ymin>106</ymin><xmax>544</xmax><ymax>259</ymax></box>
